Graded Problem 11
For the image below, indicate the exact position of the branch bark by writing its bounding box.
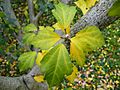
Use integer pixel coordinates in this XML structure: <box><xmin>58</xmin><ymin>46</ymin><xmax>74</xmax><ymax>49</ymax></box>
<box><xmin>61</xmin><ymin>0</ymin><xmax>71</xmax><ymax>4</ymax></box>
<box><xmin>2</xmin><ymin>0</ymin><xmax>20</xmax><ymax>27</ymax></box>
<box><xmin>0</xmin><ymin>0</ymin><xmax>119</xmax><ymax>90</ymax></box>
<box><xmin>0</xmin><ymin>65</ymin><xmax>48</xmax><ymax>90</ymax></box>
<box><xmin>27</xmin><ymin>0</ymin><xmax>35</xmax><ymax>23</ymax></box>
<box><xmin>27</xmin><ymin>0</ymin><xmax>43</xmax><ymax>26</ymax></box>
<box><xmin>70</xmin><ymin>0</ymin><xmax>118</xmax><ymax>37</ymax></box>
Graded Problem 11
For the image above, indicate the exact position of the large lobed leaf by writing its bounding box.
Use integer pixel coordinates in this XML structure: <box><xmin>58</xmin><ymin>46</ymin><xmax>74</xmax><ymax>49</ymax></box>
<box><xmin>75</xmin><ymin>0</ymin><xmax>98</xmax><ymax>15</ymax></box>
<box><xmin>32</xmin><ymin>30</ymin><xmax>61</xmax><ymax>50</ymax></box>
<box><xmin>70</xmin><ymin>38</ymin><xmax>85</xmax><ymax>66</ymax></box>
<box><xmin>108</xmin><ymin>0</ymin><xmax>120</xmax><ymax>16</ymax></box>
<box><xmin>52</xmin><ymin>2</ymin><xmax>76</xmax><ymax>33</ymax></box>
<box><xmin>70</xmin><ymin>26</ymin><xmax>104</xmax><ymax>66</ymax></box>
<box><xmin>40</xmin><ymin>44</ymin><xmax>72</xmax><ymax>87</ymax></box>
<box><xmin>18</xmin><ymin>51</ymin><xmax>36</xmax><ymax>72</ymax></box>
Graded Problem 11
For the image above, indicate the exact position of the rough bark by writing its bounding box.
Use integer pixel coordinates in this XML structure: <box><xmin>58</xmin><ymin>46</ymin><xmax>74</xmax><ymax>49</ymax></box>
<box><xmin>0</xmin><ymin>0</ymin><xmax>119</xmax><ymax>90</ymax></box>
<box><xmin>0</xmin><ymin>65</ymin><xmax>48</xmax><ymax>90</ymax></box>
<box><xmin>70</xmin><ymin>0</ymin><xmax>118</xmax><ymax>37</ymax></box>
<box><xmin>0</xmin><ymin>75</ymin><xmax>48</xmax><ymax>90</ymax></box>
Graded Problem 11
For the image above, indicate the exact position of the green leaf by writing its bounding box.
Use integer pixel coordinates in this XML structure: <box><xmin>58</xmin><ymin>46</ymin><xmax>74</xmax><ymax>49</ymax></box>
<box><xmin>23</xmin><ymin>33</ymin><xmax>35</xmax><ymax>45</ymax></box>
<box><xmin>40</xmin><ymin>44</ymin><xmax>72</xmax><ymax>87</ymax></box>
<box><xmin>18</xmin><ymin>51</ymin><xmax>36</xmax><ymax>72</ymax></box>
<box><xmin>75</xmin><ymin>0</ymin><xmax>98</xmax><ymax>15</ymax></box>
<box><xmin>39</xmin><ymin>26</ymin><xmax>54</xmax><ymax>31</ymax></box>
<box><xmin>52</xmin><ymin>2</ymin><xmax>76</xmax><ymax>32</ymax></box>
<box><xmin>108</xmin><ymin>0</ymin><xmax>120</xmax><ymax>16</ymax></box>
<box><xmin>0</xmin><ymin>11</ymin><xmax>5</xmax><ymax>17</ymax></box>
<box><xmin>32</xmin><ymin>30</ymin><xmax>61</xmax><ymax>50</ymax></box>
<box><xmin>23</xmin><ymin>23</ymin><xmax>37</xmax><ymax>33</ymax></box>
<box><xmin>74</xmin><ymin>26</ymin><xmax>105</xmax><ymax>52</ymax></box>
<box><xmin>70</xmin><ymin>26</ymin><xmax>104</xmax><ymax>66</ymax></box>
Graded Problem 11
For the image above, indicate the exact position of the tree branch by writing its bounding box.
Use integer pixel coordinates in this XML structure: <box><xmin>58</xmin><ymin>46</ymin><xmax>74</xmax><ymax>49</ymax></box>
<box><xmin>61</xmin><ymin>0</ymin><xmax>71</xmax><ymax>4</ymax></box>
<box><xmin>27</xmin><ymin>0</ymin><xmax>43</xmax><ymax>26</ymax></box>
<box><xmin>33</xmin><ymin>11</ymin><xmax>43</xmax><ymax>26</ymax></box>
<box><xmin>70</xmin><ymin>0</ymin><xmax>118</xmax><ymax>37</ymax></box>
<box><xmin>2</xmin><ymin>0</ymin><xmax>20</xmax><ymax>27</ymax></box>
<box><xmin>27</xmin><ymin>0</ymin><xmax>35</xmax><ymax>23</ymax></box>
<box><xmin>2</xmin><ymin>0</ymin><xmax>23</xmax><ymax>55</ymax></box>
<box><xmin>0</xmin><ymin>73</ymin><xmax>48</xmax><ymax>90</ymax></box>
<box><xmin>0</xmin><ymin>0</ymin><xmax>119</xmax><ymax>90</ymax></box>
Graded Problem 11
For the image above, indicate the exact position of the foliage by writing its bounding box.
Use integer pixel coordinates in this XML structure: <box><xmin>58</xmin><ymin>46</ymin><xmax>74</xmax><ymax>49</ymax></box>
<box><xmin>34</xmin><ymin>75</ymin><xmax>44</xmax><ymax>82</ymax></box>
<box><xmin>23</xmin><ymin>23</ymin><xmax>37</xmax><ymax>32</ymax></box>
<box><xmin>61</xmin><ymin>19</ymin><xmax>120</xmax><ymax>90</ymax></box>
<box><xmin>52</xmin><ymin>2</ymin><xmax>76</xmax><ymax>33</ymax></box>
<box><xmin>108</xmin><ymin>0</ymin><xmax>120</xmax><ymax>16</ymax></box>
<box><xmin>31</xmin><ymin>29</ymin><xmax>61</xmax><ymax>49</ymax></box>
<box><xmin>40</xmin><ymin>44</ymin><xmax>72</xmax><ymax>87</ymax></box>
<box><xmin>66</xmin><ymin>65</ymin><xmax>78</xmax><ymax>83</ymax></box>
<box><xmin>17</xmin><ymin>2</ymin><xmax>104</xmax><ymax>87</ymax></box>
<box><xmin>70</xmin><ymin>26</ymin><xmax>104</xmax><ymax>66</ymax></box>
<box><xmin>18</xmin><ymin>51</ymin><xmax>37</xmax><ymax>72</ymax></box>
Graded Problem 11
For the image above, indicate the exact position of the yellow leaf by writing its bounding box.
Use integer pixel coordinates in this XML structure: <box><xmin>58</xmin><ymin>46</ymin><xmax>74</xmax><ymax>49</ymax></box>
<box><xmin>34</xmin><ymin>75</ymin><xmax>44</xmax><ymax>82</ymax></box>
<box><xmin>75</xmin><ymin>0</ymin><xmax>98</xmax><ymax>15</ymax></box>
<box><xmin>75</xmin><ymin>0</ymin><xmax>87</xmax><ymax>15</ymax></box>
<box><xmin>36</xmin><ymin>51</ymin><xmax>48</xmax><ymax>66</ymax></box>
<box><xmin>86</xmin><ymin>0</ymin><xmax>97</xmax><ymax>8</ymax></box>
<box><xmin>53</xmin><ymin>23</ymin><xmax>61</xmax><ymax>30</ymax></box>
<box><xmin>66</xmin><ymin>26</ymin><xmax>70</xmax><ymax>34</ymax></box>
<box><xmin>70</xmin><ymin>38</ymin><xmax>85</xmax><ymax>66</ymax></box>
<box><xmin>36</xmin><ymin>53</ymin><xmax>43</xmax><ymax>66</ymax></box>
<box><xmin>66</xmin><ymin>65</ymin><xmax>78</xmax><ymax>83</ymax></box>
<box><xmin>70</xmin><ymin>26</ymin><xmax>104</xmax><ymax>66</ymax></box>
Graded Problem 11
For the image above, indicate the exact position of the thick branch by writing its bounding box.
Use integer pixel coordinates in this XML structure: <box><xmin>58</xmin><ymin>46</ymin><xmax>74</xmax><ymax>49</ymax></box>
<box><xmin>70</xmin><ymin>0</ymin><xmax>118</xmax><ymax>37</ymax></box>
<box><xmin>2</xmin><ymin>0</ymin><xmax>20</xmax><ymax>27</ymax></box>
<box><xmin>0</xmin><ymin>65</ymin><xmax>48</xmax><ymax>90</ymax></box>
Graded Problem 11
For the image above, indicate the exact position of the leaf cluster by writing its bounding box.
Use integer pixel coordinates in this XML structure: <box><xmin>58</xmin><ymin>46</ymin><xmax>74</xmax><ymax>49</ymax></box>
<box><xmin>18</xmin><ymin>2</ymin><xmax>105</xmax><ymax>87</ymax></box>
